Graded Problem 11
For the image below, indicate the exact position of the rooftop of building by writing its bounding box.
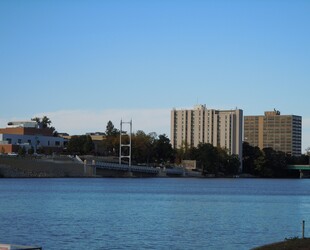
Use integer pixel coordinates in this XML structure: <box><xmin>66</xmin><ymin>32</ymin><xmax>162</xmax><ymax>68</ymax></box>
<box><xmin>0</xmin><ymin>120</ymin><xmax>57</xmax><ymax>137</ymax></box>
<box><xmin>172</xmin><ymin>104</ymin><xmax>242</xmax><ymax>112</ymax></box>
<box><xmin>7</xmin><ymin>121</ymin><xmax>38</xmax><ymax>128</ymax></box>
<box><xmin>245</xmin><ymin>110</ymin><xmax>301</xmax><ymax>118</ymax></box>
<box><xmin>265</xmin><ymin>109</ymin><xmax>281</xmax><ymax>116</ymax></box>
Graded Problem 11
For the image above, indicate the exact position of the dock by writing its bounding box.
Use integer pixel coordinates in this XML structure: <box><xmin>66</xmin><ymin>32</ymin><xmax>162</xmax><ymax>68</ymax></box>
<box><xmin>0</xmin><ymin>244</ymin><xmax>42</xmax><ymax>250</ymax></box>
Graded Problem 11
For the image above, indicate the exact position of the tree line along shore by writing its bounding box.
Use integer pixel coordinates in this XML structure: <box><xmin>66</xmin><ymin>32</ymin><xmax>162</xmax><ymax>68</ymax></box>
<box><xmin>1</xmin><ymin>120</ymin><xmax>309</xmax><ymax>178</ymax></box>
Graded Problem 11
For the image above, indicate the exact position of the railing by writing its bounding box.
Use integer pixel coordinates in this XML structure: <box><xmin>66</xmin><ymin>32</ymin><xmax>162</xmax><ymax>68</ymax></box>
<box><xmin>95</xmin><ymin>161</ymin><xmax>159</xmax><ymax>174</ymax></box>
<box><xmin>286</xmin><ymin>165</ymin><xmax>310</xmax><ymax>170</ymax></box>
<box><xmin>165</xmin><ymin>168</ymin><xmax>184</xmax><ymax>175</ymax></box>
<box><xmin>93</xmin><ymin>161</ymin><xmax>185</xmax><ymax>175</ymax></box>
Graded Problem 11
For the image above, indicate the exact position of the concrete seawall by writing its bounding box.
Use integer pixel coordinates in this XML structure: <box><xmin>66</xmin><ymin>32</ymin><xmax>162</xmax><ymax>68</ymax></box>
<box><xmin>0</xmin><ymin>156</ymin><xmax>94</xmax><ymax>178</ymax></box>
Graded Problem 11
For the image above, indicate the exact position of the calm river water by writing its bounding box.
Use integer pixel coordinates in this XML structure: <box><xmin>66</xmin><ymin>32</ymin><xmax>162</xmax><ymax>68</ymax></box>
<box><xmin>0</xmin><ymin>178</ymin><xmax>310</xmax><ymax>249</ymax></box>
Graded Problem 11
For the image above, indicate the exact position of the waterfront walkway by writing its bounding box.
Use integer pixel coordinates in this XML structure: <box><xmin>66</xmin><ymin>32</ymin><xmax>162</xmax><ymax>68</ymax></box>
<box><xmin>88</xmin><ymin>160</ymin><xmax>187</xmax><ymax>177</ymax></box>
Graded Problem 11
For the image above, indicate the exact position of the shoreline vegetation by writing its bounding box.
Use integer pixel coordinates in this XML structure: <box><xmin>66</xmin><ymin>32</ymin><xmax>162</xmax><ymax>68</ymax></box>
<box><xmin>0</xmin><ymin>154</ymin><xmax>306</xmax><ymax>178</ymax></box>
<box><xmin>253</xmin><ymin>238</ymin><xmax>310</xmax><ymax>250</ymax></box>
<box><xmin>1</xmin><ymin>120</ymin><xmax>308</xmax><ymax>178</ymax></box>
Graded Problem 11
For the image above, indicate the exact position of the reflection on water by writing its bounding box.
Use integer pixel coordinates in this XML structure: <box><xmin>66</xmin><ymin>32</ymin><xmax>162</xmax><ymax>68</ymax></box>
<box><xmin>0</xmin><ymin>178</ymin><xmax>310</xmax><ymax>250</ymax></box>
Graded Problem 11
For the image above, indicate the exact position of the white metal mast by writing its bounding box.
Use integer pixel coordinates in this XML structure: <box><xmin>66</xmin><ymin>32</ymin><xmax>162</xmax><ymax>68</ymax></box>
<box><xmin>119</xmin><ymin>119</ymin><xmax>132</xmax><ymax>167</ymax></box>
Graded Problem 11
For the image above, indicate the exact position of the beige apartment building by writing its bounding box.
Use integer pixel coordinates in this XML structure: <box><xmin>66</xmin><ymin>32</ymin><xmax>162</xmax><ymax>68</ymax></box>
<box><xmin>244</xmin><ymin>110</ymin><xmax>302</xmax><ymax>156</ymax></box>
<box><xmin>171</xmin><ymin>105</ymin><xmax>243</xmax><ymax>158</ymax></box>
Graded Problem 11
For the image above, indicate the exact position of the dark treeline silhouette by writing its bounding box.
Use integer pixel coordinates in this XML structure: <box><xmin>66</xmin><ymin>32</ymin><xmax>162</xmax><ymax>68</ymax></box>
<box><xmin>243</xmin><ymin>142</ymin><xmax>308</xmax><ymax>178</ymax></box>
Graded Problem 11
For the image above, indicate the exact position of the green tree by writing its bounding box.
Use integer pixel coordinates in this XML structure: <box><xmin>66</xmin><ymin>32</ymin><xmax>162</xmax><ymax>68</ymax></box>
<box><xmin>31</xmin><ymin>117</ymin><xmax>41</xmax><ymax>124</ymax></box>
<box><xmin>83</xmin><ymin>135</ymin><xmax>95</xmax><ymax>154</ymax></box>
<box><xmin>243</xmin><ymin>142</ymin><xmax>263</xmax><ymax>175</ymax></box>
<box><xmin>18</xmin><ymin>146</ymin><xmax>26</xmax><ymax>156</ymax></box>
<box><xmin>131</xmin><ymin>131</ymin><xmax>157</xmax><ymax>165</ymax></box>
<box><xmin>216</xmin><ymin>147</ymin><xmax>229</xmax><ymax>173</ymax></box>
<box><xmin>132</xmin><ymin>130</ymin><xmax>148</xmax><ymax>163</ymax></box>
<box><xmin>67</xmin><ymin>135</ymin><xmax>94</xmax><ymax>155</ymax></box>
<box><xmin>226</xmin><ymin>154</ymin><xmax>241</xmax><ymax>175</ymax></box>
<box><xmin>243</xmin><ymin>142</ymin><xmax>295</xmax><ymax>177</ymax></box>
<box><xmin>154</xmin><ymin>134</ymin><xmax>174</xmax><ymax>163</ymax></box>
<box><xmin>286</xmin><ymin>154</ymin><xmax>308</xmax><ymax>165</ymax></box>
<box><xmin>51</xmin><ymin>127</ymin><xmax>58</xmax><ymax>136</ymax></box>
<box><xmin>145</xmin><ymin>132</ymin><xmax>157</xmax><ymax>164</ymax></box>
<box><xmin>106</xmin><ymin>121</ymin><xmax>118</xmax><ymax>136</ymax></box>
<box><xmin>28</xmin><ymin>147</ymin><xmax>34</xmax><ymax>155</ymax></box>
<box><xmin>99</xmin><ymin>121</ymin><xmax>120</xmax><ymax>156</ymax></box>
<box><xmin>67</xmin><ymin>136</ymin><xmax>81</xmax><ymax>154</ymax></box>
<box><xmin>175</xmin><ymin>140</ymin><xmax>191</xmax><ymax>164</ymax></box>
<box><xmin>195</xmin><ymin>143</ymin><xmax>219</xmax><ymax>175</ymax></box>
<box><xmin>31</xmin><ymin>116</ymin><xmax>55</xmax><ymax>133</ymax></box>
<box><xmin>262</xmin><ymin>147</ymin><xmax>287</xmax><ymax>177</ymax></box>
<box><xmin>253</xmin><ymin>153</ymin><xmax>267</xmax><ymax>176</ymax></box>
<box><xmin>188</xmin><ymin>143</ymin><xmax>241</xmax><ymax>175</ymax></box>
<box><xmin>41</xmin><ymin>116</ymin><xmax>51</xmax><ymax>128</ymax></box>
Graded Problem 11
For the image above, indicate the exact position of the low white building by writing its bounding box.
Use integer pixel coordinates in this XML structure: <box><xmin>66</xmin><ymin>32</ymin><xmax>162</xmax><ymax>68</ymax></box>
<box><xmin>0</xmin><ymin>121</ymin><xmax>67</xmax><ymax>154</ymax></box>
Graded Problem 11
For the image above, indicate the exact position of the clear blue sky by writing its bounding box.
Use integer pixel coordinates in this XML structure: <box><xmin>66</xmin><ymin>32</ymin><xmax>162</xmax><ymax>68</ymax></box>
<box><xmin>1</xmin><ymin>0</ymin><xmax>310</xmax><ymax>150</ymax></box>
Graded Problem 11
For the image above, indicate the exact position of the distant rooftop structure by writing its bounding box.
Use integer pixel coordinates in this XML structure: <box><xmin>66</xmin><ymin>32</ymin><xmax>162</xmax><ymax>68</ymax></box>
<box><xmin>193</xmin><ymin>104</ymin><xmax>206</xmax><ymax>110</ymax></box>
<box><xmin>58</xmin><ymin>133</ymin><xmax>69</xmax><ymax>137</ymax></box>
<box><xmin>264</xmin><ymin>109</ymin><xmax>281</xmax><ymax>116</ymax></box>
<box><xmin>7</xmin><ymin>121</ymin><xmax>38</xmax><ymax>128</ymax></box>
<box><xmin>86</xmin><ymin>132</ymin><xmax>105</xmax><ymax>136</ymax></box>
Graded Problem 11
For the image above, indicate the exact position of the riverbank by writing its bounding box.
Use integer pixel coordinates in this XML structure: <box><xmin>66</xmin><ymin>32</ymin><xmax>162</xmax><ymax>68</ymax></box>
<box><xmin>0</xmin><ymin>155</ymin><xmax>302</xmax><ymax>179</ymax></box>
<box><xmin>0</xmin><ymin>155</ymin><xmax>203</xmax><ymax>178</ymax></box>
<box><xmin>0</xmin><ymin>155</ymin><xmax>93</xmax><ymax>177</ymax></box>
<box><xmin>253</xmin><ymin>238</ymin><xmax>310</xmax><ymax>250</ymax></box>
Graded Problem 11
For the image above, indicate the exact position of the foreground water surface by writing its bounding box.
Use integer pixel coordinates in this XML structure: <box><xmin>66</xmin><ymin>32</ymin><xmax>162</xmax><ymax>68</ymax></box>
<box><xmin>0</xmin><ymin>178</ymin><xmax>310</xmax><ymax>249</ymax></box>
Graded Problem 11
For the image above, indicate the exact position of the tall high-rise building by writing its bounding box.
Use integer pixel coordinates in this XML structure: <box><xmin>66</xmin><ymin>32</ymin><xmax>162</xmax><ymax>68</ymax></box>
<box><xmin>170</xmin><ymin>105</ymin><xmax>243</xmax><ymax>159</ymax></box>
<box><xmin>244</xmin><ymin>110</ymin><xmax>302</xmax><ymax>156</ymax></box>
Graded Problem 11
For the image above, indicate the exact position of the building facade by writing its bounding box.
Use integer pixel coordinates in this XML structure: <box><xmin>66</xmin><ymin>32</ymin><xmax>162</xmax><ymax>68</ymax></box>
<box><xmin>171</xmin><ymin>105</ymin><xmax>243</xmax><ymax>158</ymax></box>
<box><xmin>0</xmin><ymin>121</ymin><xmax>67</xmax><ymax>154</ymax></box>
<box><xmin>244</xmin><ymin>110</ymin><xmax>302</xmax><ymax>156</ymax></box>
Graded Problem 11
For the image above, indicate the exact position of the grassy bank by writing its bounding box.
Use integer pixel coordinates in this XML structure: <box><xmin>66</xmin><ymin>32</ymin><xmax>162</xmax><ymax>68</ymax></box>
<box><xmin>253</xmin><ymin>238</ymin><xmax>310</xmax><ymax>250</ymax></box>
